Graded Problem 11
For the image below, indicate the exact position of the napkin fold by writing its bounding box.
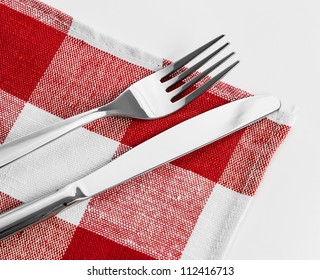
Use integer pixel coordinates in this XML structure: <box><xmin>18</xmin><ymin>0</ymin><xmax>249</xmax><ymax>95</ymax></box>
<box><xmin>0</xmin><ymin>0</ymin><xmax>293</xmax><ymax>260</ymax></box>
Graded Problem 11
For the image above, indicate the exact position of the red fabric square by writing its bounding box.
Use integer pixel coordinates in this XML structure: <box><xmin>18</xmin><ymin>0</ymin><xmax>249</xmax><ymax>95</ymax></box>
<box><xmin>0</xmin><ymin>5</ymin><xmax>67</xmax><ymax>101</ymax></box>
<box><xmin>63</xmin><ymin>227</ymin><xmax>155</xmax><ymax>260</ymax></box>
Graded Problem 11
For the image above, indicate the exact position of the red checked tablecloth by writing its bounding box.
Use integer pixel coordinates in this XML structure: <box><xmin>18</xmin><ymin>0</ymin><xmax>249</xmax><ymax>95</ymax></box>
<box><xmin>0</xmin><ymin>0</ymin><xmax>293</xmax><ymax>260</ymax></box>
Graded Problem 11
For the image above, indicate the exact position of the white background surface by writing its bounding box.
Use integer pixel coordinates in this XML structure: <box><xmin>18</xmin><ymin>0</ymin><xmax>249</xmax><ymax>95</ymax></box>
<box><xmin>41</xmin><ymin>0</ymin><xmax>320</xmax><ymax>259</ymax></box>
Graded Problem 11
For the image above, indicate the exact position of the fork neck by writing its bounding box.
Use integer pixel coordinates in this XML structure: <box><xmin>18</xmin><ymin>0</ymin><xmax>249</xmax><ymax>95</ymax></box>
<box><xmin>98</xmin><ymin>89</ymin><xmax>149</xmax><ymax>119</ymax></box>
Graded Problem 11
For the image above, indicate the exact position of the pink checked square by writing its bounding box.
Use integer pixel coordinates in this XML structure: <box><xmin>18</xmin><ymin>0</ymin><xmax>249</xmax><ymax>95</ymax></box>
<box><xmin>0</xmin><ymin>192</ymin><xmax>22</xmax><ymax>215</ymax></box>
<box><xmin>29</xmin><ymin>36</ymin><xmax>153</xmax><ymax>142</ymax></box>
<box><xmin>2</xmin><ymin>0</ymin><xmax>72</xmax><ymax>33</ymax></box>
<box><xmin>0</xmin><ymin>215</ymin><xmax>76</xmax><ymax>260</ymax></box>
<box><xmin>0</xmin><ymin>90</ymin><xmax>25</xmax><ymax>144</ymax></box>
<box><xmin>218</xmin><ymin>119</ymin><xmax>291</xmax><ymax>196</ymax></box>
<box><xmin>78</xmin><ymin>163</ymin><xmax>215</xmax><ymax>260</ymax></box>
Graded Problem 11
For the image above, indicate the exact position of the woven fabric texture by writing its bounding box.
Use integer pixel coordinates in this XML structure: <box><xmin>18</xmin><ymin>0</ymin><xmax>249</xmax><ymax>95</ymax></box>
<box><xmin>0</xmin><ymin>0</ymin><xmax>292</xmax><ymax>260</ymax></box>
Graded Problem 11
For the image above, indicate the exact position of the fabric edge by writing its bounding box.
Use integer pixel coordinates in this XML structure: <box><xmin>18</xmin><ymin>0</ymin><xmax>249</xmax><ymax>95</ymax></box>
<box><xmin>68</xmin><ymin>19</ymin><xmax>163</xmax><ymax>72</ymax></box>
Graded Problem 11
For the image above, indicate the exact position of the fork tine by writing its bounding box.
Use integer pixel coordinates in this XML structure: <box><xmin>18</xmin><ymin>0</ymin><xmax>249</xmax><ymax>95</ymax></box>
<box><xmin>164</xmin><ymin>42</ymin><xmax>230</xmax><ymax>88</ymax></box>
<box><xmin>158</xmin><ymin>35</ymin><xmax>225</xmax><ymax>78</ymax></box>
<box><xmin>175</xmin><ymin>61</ymin><xmax>240</xmax><ymax>105</ymax></box>
<box><xmin>169</xmin><ymin>52</ymin><xmax>235</xmax><ymax>98</ymax></box>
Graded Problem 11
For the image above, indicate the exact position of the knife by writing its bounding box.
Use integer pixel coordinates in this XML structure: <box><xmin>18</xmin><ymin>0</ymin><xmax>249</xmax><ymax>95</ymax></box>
<box><xmin>0</xmin><ymin>95</ymin><xmax>280</xmax><ymax>240</ymax></box>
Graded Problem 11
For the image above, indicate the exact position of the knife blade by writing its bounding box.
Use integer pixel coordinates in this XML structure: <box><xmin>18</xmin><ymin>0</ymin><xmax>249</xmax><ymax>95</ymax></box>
<box><xmin>0</xmin><ymin>95</ymin><xmax>280</xmax><ymax>240</ymax></box>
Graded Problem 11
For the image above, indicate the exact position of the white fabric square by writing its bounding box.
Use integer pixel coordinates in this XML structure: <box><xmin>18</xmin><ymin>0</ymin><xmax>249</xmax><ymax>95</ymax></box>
<box><xmin>0</xmin><ymin>103</ymin><xmax>119</xmax><ymax>225</ymax></box>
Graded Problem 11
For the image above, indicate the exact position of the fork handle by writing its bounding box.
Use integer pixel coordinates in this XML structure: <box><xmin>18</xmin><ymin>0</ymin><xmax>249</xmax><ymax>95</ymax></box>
<box><xmin>0</xmin><ymin>183</ymin><xmax>87</xmax><ymax>240</ymax></box>
<box><xmin>0</xmin><ymin>108</ymin><xmax>109</xmax><ymax>167</ymax></box>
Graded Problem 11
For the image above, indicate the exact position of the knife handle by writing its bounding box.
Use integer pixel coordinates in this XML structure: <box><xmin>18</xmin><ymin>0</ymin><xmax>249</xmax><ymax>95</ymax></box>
<box><xmin>0</xmin><ymin>183</ymin><xmax>87</xmax><ymax>240</ymax></box>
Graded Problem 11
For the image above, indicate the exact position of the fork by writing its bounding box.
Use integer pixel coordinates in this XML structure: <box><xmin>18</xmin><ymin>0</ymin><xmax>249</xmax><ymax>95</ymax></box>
<box><xmin>0</xmin><ymin>35</ymin><xmax>239</xmax><ymax>167</ymax></box>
